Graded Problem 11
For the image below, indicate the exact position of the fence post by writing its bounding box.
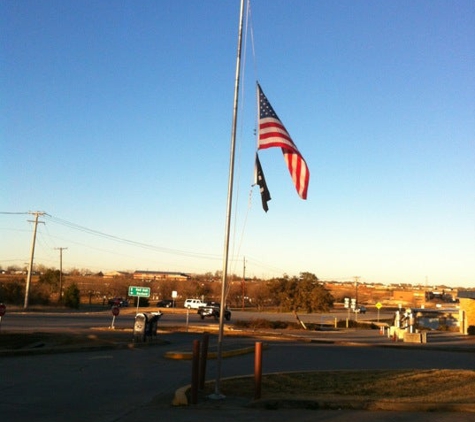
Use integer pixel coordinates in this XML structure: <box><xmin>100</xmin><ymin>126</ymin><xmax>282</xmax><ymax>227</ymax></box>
<box><xmin>191</xmin><ymin>340</ymin><xmax>200</xmax><ymax>404</ymax></box>
<box><xmin>199</xmin><ymin>332</ymin><xmax>209</xmax><ymax>389</ymax></box>
<box><xmin>254</xmin><ymin>341</ymin><xmax>263</xmax><ymax>400</ymax></box>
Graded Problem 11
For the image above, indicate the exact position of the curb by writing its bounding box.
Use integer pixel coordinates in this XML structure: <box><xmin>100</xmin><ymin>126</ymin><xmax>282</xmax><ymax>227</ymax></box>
<box><xmin>172</xmin><ymin>384</ymin><xmax>191</xmax><ymax>406</ymax></box>
<box><xmin>164</xmin><ymin>344</ymin><xmax>259</xmax><ymax>360</ymax></box>
<box><xmin>249</xmin><ymin>398</ymin><xmax>475</xmax><ymax>412</ymax></box>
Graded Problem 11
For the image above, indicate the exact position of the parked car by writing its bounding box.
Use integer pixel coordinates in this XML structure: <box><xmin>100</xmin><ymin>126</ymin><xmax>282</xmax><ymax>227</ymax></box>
<box><xmin>197</xmin><ymin>302</ymin><xmax>231</xmax><ymax>321</ymax></box>
<box><xmin>108</xmin><ymin>297</ymin><xmax>129</xmax><ymax>307</ymax></box>
<box><xmin>184</xmin><ymin>298</ymin><xmax>206</xmax><ymax>309</ymax></box>
<box><xmin>354</xmin><ymin>306</ymin><xmax>366</xmax><ymax>314</ymax></box>
<box><xmin>156</xmin><ymin>299</ymin><xmax>174</xmax><ymax>308</ymax></box>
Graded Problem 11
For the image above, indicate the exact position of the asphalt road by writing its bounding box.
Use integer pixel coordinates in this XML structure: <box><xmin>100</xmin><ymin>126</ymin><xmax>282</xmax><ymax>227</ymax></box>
<box><xmin>2</xmin><ymin>309</ymin><xmax>474</xmax><ymax>422</ymax></box>
<box><xmin>1</xmin><ymin>328</ymin><xmax>475</xmax><ymax>422</ymax></box>
<box><xmin>1</xmin><ymin>307</ymin><xmax>394</xmax><ymax>332</ymax></box>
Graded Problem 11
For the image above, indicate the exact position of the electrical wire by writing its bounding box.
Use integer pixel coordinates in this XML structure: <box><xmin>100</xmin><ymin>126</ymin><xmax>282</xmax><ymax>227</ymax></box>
<box><xmin>45</xmin><ymin>214</ymin><xmax>223</xmax><ymax>261</ymax></box>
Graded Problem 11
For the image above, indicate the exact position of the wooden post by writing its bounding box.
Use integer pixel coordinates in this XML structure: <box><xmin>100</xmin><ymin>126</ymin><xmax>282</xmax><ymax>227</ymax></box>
<box><xmin>199</xmin><ymin>333</ymin><xmax>209</xmax><ymax>390</ymax></box>
<box><xmin>191</xmin><ymin>340</ymin><xmax>200</xmax><ymax>404</ymax></box>
<box><xmin>254</xmin><ymin>342</ymin><xmax>263</xmax><ymax>400</ymax></box>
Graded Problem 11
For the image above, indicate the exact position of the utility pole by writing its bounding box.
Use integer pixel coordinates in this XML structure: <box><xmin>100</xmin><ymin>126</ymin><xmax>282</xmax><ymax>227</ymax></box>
<box><xmin>55</xmin><ymin>247</ymin><xmax>68</xmax><ymax>302</ymax></box>
<box><xmin>242</xmin><ymin>256</ymin><xmax>246</xmax><ymax>310</ymax></box>
<box><xmin>354</xmin><ymin>276</ymin><xmax>360</xmax><ymax>322</ymax></box>
<box><xmin>24</xmin><ymin>211</ymin><xmax>45</xmax><ymax>309</ymax></box>
<box><xmin>354</xmin><ymin>276</ymin><xmax>360</xmax><ymax>304</ymax></box>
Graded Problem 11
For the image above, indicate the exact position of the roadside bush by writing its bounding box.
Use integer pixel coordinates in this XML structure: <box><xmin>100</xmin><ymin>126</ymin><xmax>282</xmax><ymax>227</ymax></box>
<box><xmin>336</xmin><ymin>319</ymin><xmax>377</xmax><ymax>329</ymax></box>
<box><xmin>0</xmin><ymin>279</ymin><xmax>24</xmax><ymax>304</ymax></box>
<box><xmin>63</xmin><ymin>283</ymin><xmax>80</xmax><ymax>309</ymax></box>
<box><xmin>234</xmin><ymin>318</ymin><xmax>291</xmax><ymax>330</ymax></box>
<box><xmin>29</xmin><ymin>286</ymin><xmax>50</xmax><ymax>305</ymax></box>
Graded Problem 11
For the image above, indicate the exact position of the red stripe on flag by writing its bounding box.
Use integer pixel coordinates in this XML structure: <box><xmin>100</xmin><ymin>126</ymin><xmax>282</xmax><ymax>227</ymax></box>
<box><xmin>257</xmin><ymin>83</ymin><xmax>310</xmax><ymax>200</ymax></box>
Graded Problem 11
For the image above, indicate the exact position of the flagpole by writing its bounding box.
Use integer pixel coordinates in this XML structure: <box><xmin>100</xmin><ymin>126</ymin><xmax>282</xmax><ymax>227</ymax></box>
<box><xmin>211</xmin><ymin>0</ymin><xmax>245</xmax><ymax>399</ymax></box>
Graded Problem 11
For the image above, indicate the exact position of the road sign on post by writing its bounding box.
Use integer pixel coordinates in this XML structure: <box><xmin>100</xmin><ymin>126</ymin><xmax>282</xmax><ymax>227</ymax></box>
<box><xmin>128</xmin><ymin>286</ymin><xmax>151</xmax><ymax>313</ymax></box>
<box><xmin>128</xmin><ymin>286</ymin><xmax>151</xmax><ymax>297</ymax></box>
<box><xmin>110</xmin><ymin>305</ymin><xmax>119</xmax><ymax>329</ymax></box>
<box><xmin>376</xmin><ymin>302</ymin><xmax>382</xmax><ymax>322</ymax></box>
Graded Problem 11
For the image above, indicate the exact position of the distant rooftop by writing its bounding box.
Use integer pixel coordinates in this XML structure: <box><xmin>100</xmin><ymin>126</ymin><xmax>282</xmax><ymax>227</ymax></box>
<box><xmin>458</xmin><ymin>290</ymin><xmax>475</xmax><ymax>299</ymax></box>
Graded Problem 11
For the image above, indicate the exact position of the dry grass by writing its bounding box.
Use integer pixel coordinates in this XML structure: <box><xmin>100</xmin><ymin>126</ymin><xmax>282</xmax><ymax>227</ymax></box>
<box><xmin>0</xmin><ymin>330</ymin><xmax>130</xmax><ymax>350</ymax></box>
<box><xmin>205</xmin><ymin>370</ymin><xmax>475</xmax><ymax>403</ymax></box>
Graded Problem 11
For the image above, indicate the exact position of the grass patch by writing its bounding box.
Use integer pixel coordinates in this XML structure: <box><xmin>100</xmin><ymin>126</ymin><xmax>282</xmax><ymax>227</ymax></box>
<box><xmin>0</xmin><ymin>332</ymin><xmax>92</xmax><ymax>349</ymax></box>
<box><xmin>0</xmin><ymin>331</ymin><xmax>130</xmax><ymax>350</ymax></box>
<box><xmin>204</xmin><ymin>370</ymin><xmax>475</xmax><ymax>403</ymax></box>
<box><xmin>233</xmin><ymin>318</ymin><xmax>380</xmax><ymax>331</ymax></box>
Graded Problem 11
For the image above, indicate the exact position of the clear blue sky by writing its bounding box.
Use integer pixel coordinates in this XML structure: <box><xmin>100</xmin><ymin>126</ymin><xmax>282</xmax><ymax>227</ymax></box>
<box><xmin>1</xmin><ymin>1</ymin><xmax>474</xmax><ymax>288</ymax></box>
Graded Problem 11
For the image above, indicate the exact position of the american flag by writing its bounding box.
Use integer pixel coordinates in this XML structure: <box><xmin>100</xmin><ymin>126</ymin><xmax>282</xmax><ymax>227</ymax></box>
<box><xmin>257</xmin><ymin>83</ymin><xmax>310</xmax><ymax>200</ymax></box>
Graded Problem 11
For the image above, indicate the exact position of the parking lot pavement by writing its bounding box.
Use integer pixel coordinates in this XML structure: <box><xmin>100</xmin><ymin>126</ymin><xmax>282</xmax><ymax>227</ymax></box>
<box><xmin>2</xmin><ymin>328</ymin><xmax>474</xmax><ymax>422</ymax></box>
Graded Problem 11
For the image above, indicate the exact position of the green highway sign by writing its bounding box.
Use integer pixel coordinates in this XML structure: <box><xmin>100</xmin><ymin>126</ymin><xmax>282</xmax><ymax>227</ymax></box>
<box><xmin>128</xmin><ymin>286</ymin><xmax>151</xmax><ymax>298</ymax></box>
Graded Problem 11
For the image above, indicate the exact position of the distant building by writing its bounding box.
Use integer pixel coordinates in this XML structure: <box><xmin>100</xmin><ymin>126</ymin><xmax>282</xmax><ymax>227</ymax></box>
<box><xmin>103</xmin><ymin>271</ymin><xmax>130</xmax><ymax>279</ymax></box>
<box><xmin>458</xmin><ymin>290</ymin><xmax>475</xmax><ymax>335</ymax></box>
<box><xmin>133</xmin><ymin>270</ymin><xmax>191</xmax><ymax>282</ymax></box>
<box><xmin>392</xmin><ymin>290</ymin><xmax>425</xmax><ymax>306</ymax></box>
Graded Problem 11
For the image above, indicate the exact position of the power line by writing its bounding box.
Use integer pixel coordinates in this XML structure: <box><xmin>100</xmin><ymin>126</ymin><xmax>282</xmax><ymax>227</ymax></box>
<box><xmin>4</xmin><ymin>212</ymin><xmax>290</xmax><ymax>277</ymax></box>
<box><xmin>44</xmin><ymin>214</ymin><xmax>222</xmax><ymax>261</ymax></box>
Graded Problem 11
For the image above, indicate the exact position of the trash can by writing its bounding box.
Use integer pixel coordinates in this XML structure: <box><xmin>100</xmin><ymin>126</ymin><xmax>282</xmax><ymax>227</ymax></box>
<box><xmin>133</xmin><ymin>313</ymin><xmax>147</xmax><ymax>342</ymax></box>
<box><xmin>145</xmin><ymin>312</ymin><xmax>162</xmax><ymax>339</ymax></box>
<box><xmin>134</xmin><ymin>312</ymin><xmax>162</xmax><ymax>342</ymax></box>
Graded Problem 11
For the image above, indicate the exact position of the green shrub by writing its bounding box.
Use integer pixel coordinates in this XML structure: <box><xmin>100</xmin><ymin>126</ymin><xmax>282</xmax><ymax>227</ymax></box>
<box><xmin>0</xmin><ymin>279</ymin><xmax>24</xmax><ymax>304</ymax></box>
<box><xmin>63</xmin><ymin>283</ymin><xmax>80</xmax><ymax>309</ymax></box>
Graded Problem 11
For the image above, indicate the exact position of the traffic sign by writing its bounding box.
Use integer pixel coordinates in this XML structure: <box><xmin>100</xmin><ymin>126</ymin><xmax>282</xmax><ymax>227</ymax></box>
<box><xmin>375</xmin><ymin>302</ymin><xmax>383</xmax><ymax>310</ymax></box>
<box><xmin>0</xmin><ymin>303</ymin><xmax>5</xmax><ymax>317</ymax></box>
<box><xmin>128</xmin><ymin>286</ymin><xmax>151</xmax><ymax>298</ymax></box>
<box><xmin>112</xmin><ymin>306</ymin><xmax>120</xmax><ymax>316</ymax></box>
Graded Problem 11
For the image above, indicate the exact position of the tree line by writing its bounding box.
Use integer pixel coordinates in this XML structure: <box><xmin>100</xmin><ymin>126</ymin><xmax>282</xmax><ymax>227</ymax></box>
<box><xmin>0</xmin><ymin>269</ymin><xmax>334</xmax><ymax>312</ymax></box>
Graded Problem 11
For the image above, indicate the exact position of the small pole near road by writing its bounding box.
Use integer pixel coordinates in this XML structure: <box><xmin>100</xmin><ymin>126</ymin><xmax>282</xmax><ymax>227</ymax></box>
<box><xmin>375</xmin><ymin>302</ymin><xmax>382</xmax><ymax>322</ymax></box>
<box><xmin>199</xmin><ymin>333</ymin><xmax>210</xmax><ymax>390</ymax></box>
<box><xmin>0</xmin><ymin>303</ymin><xmax>6</xmax><ymax>330</ymax></box>
<box><xmin>110</xmin><ymin>306</ymin><xmax>119</xmax><ymax>329</ymax></box>
<box><xmin>254</xmin><ymin>342</ymin><xmax>263</xmax><ymax>400</ymax></box>
<box><xmin>191</xmin><ymin>340</ymin><xmax>201</xmax><ymax>404</ymax></box>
